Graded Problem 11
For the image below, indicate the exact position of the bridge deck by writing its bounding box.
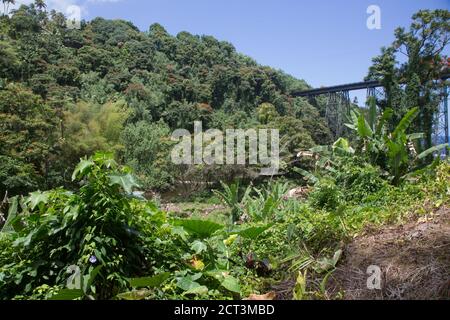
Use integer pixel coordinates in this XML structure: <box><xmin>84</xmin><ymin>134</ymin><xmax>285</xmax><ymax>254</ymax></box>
<box><xmin>292</xmin><ymin>73</ymin><xmax>449</xmax><ymax>97</ymax></box>
<box><xmin>292</xmin><ymin>80</ymin><xmax>381</xmax><ymax>97</ymax></box>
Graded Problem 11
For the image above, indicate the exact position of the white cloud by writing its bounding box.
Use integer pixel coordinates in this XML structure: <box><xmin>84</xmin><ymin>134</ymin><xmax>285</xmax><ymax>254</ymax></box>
<box><xmin>12</xmin><ymin>0</ymin><xmax>83</xmax><ymax>15</ymax></box>
<box><xmin>8</xmin><ymin>0</ymin><xmax>123</xmax><ymax>18</ymax></box>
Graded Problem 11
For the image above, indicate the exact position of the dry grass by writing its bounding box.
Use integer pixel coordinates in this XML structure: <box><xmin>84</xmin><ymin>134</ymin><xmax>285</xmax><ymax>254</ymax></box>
<box><xmin>329</xmin><ymin>206</ymin><xmax>450</xmax><ymax>300</ymax></box>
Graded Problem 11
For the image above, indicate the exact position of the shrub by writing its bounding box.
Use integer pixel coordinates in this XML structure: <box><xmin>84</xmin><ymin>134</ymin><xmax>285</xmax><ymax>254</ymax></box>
<box><xmin>309</xmin><ymin>178</ymin><xmax>342</xmax><ymax>211</ymax></box>
<box><xmin>335</xmin><ymin>162</ymin><xmax>387</xmax><ymax>202</ymax></box>
<box><xmin>0</xmin><ymin>152</ymin><xmax>161</xmax><ymax>299</ymax></box>
<box><xmin>244</xmin><ymin>181</ymin><xmax>290</xmax><ymax>223</ymax></box>
<box><xmin>121</xmin><ymin>120</ymin><xmax>175</xmax><ymax>190</ymax></box>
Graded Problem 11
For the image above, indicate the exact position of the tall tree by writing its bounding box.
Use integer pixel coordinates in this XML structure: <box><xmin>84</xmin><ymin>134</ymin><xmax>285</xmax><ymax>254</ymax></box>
<box><xmin>0</xmin><ymin>84</ymin><xmax>57</xmax><ymax>195</ymax></box>
<box><xmin>2</xmin><ymin>0</ymin><xmax>15</xmax><ymax>15</ymax></box>
<box><xmin>367</xmin><ymin>9</ymin><xmax>449</xmax><ymax>151</ymax></box>
<box><xmin>34</xmin><ymin>0</ymin><xmax>46</xmax><ymax>11</ymax></box>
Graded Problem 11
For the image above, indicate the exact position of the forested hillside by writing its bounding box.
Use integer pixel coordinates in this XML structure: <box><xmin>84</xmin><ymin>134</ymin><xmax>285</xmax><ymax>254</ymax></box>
<box><xmin>0</xmin><ymin>4</ymin><xmax>332</xmax><ymax>195</ymax></box>
<box><xmin>0</xmin><ymin>3</ymin><xmax>448</xmax><ymax>302</ymax></box>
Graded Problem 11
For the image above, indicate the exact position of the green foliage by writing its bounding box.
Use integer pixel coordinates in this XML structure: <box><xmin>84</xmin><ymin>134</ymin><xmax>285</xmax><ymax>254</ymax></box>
<box><xmin>0</xmin><ymin>153</ymin><xmax>158</xmax><ymax>299</ymax></box>
<box><xmin>172</xmin><ymin>219</ymin><xmax>224</xmax><ymax>238</ymax></box>
<box><xmin>417</xmin><ymin>144</ymin><xmax>449</xmax><ymax>160</ymax></box>
<box><xmin>293</xmin><ymin>100</ymin><xmax>333</xmax><ymax>145</ymax></box>
<box><xmin>128</xmin><ymin>273</ymin><xmax>171</xmax><ymax>288</ymax></box>
<box><xmin>0</xmin><ymin>4</ymin><xmax>449</xmax><ymax>301</ymax></box>
<box><xmin>0</xmin><ymin>84</ymin><xmax>57</xmax><ymax>195</ymax></box>
<box><xmin>367</xmin><ymin>9</ymin><xmax>449</xmax><ymax>150</ymax></box>
<box><xmin>257</xmin><ymin>103</ymin><xmax>279</xmax><ymax>124</ymax></box>
<box><xmin>62</xmin><ymin>101</ymin><xmax>128</xmax><ymax>156</ymax></box>
<box><xmin>293</xmin><ymin>167</ymin><xmax>319</xmax><ymax>184</ymax></box>
<box><xmin>1</xmin><ymin>153</ymin><xmax>449</xmax><ymax>300</ymax></box>
<box><xmin>232</xmin><ymin>224</ymin><xmax>274</xmax><ymax>239</ymax></box>
<box><xmin>244</xmin><ymin>182</ymin><xmax>290</xmax><ymax>223</ymax></box>
<box><xmin>238</xmin><ymin>161</ymin><xmax>449</xmax><ymax>299</ymax></box>
<box><xmin>0</xmin><ymin>4</ymin><xmax>329</xmax><ymax>192</ymax></box>
<box><xmin>268</xmin><ymin>116</ymin><xmax>316</xmax><ymax>160</ymax></box>
<box><xmin>0</xmin><ymin>40</ymin><xmax>19</xmax><ymax>79</ymax></box>
<box><xmin>346</xmin><ymin>102</ymin><xmax>446</xmax><ymax>185</ymax></box>
<box><xmin>41</xmin><ymin>100</ymin><xmax>130</xmax><ymax>187</ymax></box>
<box><xmin>48</xmin><ymin>289</ymin><xmax>84</xmax><ymax>301</ymax></box>
<box><xmin>293</xmin><ymin>138</ymin><xmax>354</xmax><ymax>186</ymax></box>
<box><xmin>121</xmin><ymin>120</ymin><xmax>175</xmax><ymax>190</ymax></box>
<box><xmin>334</xmin><ymin>161</ymin><xmax>387</xmax><ymax>202</ymax></box>
<box><xmin>213</xmin><ymin>181</ymin><xmax>251</xmax><ymax>225</ymax></box>
<box><xmin>309</xmin><ymin>178</ymin><xmax>342</xmax><ymax>210</ymax></box>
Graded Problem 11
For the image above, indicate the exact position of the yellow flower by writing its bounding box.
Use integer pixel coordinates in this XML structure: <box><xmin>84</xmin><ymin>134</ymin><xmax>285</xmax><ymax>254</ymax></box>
<box><xmin>223</xmin><ymin>234</ymin><xmax>238</xmax><ymax>246</ymax></box>
<box><xmin>191</xmin><ymin>258</ymin><xmax>205</xmax><ymax>271</ymax></box>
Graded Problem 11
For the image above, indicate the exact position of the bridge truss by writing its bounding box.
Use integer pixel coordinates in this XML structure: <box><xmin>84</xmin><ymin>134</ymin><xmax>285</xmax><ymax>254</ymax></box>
<box><xmin>433</xmin><ymin>85</ymin><xmax>449</xmax><ymax>149</ymax></box>
<box><xmin>292</xmin><ymin>77</ymin><xmax>449</xmax><ymax>153</ymax></box>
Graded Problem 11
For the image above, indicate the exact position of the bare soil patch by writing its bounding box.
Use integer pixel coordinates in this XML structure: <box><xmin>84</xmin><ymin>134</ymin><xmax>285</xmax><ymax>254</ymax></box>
<box><xmin>329</xmin><ymin>206</ymin><xmax>450</xmax><ymax>300</ymax></box>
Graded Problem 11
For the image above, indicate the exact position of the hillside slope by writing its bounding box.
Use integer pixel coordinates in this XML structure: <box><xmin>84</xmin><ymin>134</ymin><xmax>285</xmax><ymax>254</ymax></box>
<box><xmin>330</xmin><ymin>206</ymin><xmax>450</xmax><ymax>300</ymax></box>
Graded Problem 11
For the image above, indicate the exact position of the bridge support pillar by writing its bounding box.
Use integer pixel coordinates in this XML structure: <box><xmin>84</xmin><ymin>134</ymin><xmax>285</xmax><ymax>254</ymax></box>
<box><xmin>325</xmin><ymin>90</ymin><xmax>351</xmax><ymax>139</ymax></box>
<box><xmin>433</xmin><ymin>84</ymin><xmax>449</xmax><ymax>156</ymax></box>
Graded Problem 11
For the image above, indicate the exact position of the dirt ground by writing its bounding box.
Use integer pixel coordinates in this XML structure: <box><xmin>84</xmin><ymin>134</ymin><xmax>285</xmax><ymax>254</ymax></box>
<box><xmin>161</xmin><ymin>200</ymin><xmax>450</xmax><ymax>300</ymax></box>
<box><xmin>329</xmin><ymin>206</ymin><xmax>450</xmax><ymax>300</ymax></box>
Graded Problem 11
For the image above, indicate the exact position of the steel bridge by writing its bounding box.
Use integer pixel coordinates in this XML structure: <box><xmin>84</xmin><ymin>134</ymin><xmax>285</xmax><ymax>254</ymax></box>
<box><xmin>291</xmin><ymin>75</ymin><xmax>449</xmax><ymax>150</ymax></box>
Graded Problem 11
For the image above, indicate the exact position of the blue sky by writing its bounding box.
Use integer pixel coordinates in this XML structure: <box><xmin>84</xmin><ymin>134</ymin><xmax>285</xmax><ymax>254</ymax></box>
<box><xmin>13</xmin><ymin>0</ymin><xmax>450</xmax><ymax>104</ymax></box>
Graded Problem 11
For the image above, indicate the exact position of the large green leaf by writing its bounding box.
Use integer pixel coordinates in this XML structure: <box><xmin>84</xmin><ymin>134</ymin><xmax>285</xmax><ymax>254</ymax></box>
<box><xmin>376</xmin><ymin>108</ymin><xmax>393</xmax><ymax>135</ymax></box>
<box><xmin>206</xmin><ymin>270</ymin><xmax>241</xmax><ymax>293</ymax></box>
<box><xmin>386</xmin><ymin>139</ymin><xmax>404</xmax><ymax>163</ymax></box>
<box><xmin>221</xmin><ymin>275</ymin><xmax>241</xmax><ymax>293</ymax></box>
<box><xmin>333</xmin><ymin>137</ymin><xmax>355</xmax><ymax>154</ymax></box>
<box><xmin>128</xmin><ymin>272</ymin><xmax>170</xmax><ymax>288</ymax></box>
<box><xmin>26</xmin><ymin>191</ymin><xmax>49</xmax><ymax>210</ymax></box>
<box><xmin>407</xmin><ymin>132</ymin><xmax>424</xmax><ymax>141</ymax></box>
<box><xmin>182</xmin><ymin>285</ymin><xmax>209</xmax><ymax>296</ymax></box>
<box><xmin>392</xmin><ymin>107</ymin><xmax>419</xmax><ymax>139</ymax></box>
<box><xmin>232</xmin><ymin>224</ymin><xmax>274</xmax><ymax>239</ymax></box>
<box><xmin>292</xmin><ymin>167</ymin><xmax>318</xmax><ymax>184</ymax></box>
<box><xmin>417</xmin><ymin>144</ymin><xmax>449</xmax><ymax>160</ymax></box>
<box><xmin>176</xmin><ymin>274</ymin><xmax>202</xmax><ymax>291</ymax></box>
<box><xmin>83</xmin><ymin>265</ymin><xmax>103</xmax><ymax>293</ymax></box>
<box><xmin>117</xmin><ymin>289</ymin><xmax>152</xmax><ymax>300</ymax></box>
<box><xmin>386</xmin><ymin>139</ymin><xmax>408</xmax><ymax>182</ymax></box>
<box><xmin>72</xmin><ymin>159</ymin><xmax>95</xmax><ymax>181</ymax></box>
<box><xmin>357</xmin><ymin>114</ymin><xmax>373</xmax><ymax>138</ymax></box>
<box><xmin>190</xmin><ymin>240</ymin><xmax>208</xmax><ymax>254</ymax></box>
<box><xmin>1</xmin><ymin>196</ymin><xmax>18</xmax><ymax>233</ymax></box>
<box><xmin>173</xmin><ymin>219</ymin><xmax>224</xmax><ymax>238</ymax></box>
<box><xmin>93</xmin><ymin>152</ymin><xmax>117</xmax><ymax>168</ymax></box>
<box><xmin>49</xmin><ymin>289</ymin><xmax>84</xmax><ymax>300</ymax></box>
<box><xmin>205</xmin><ymin>271</ymin><xmax>241</xmax><ymax>294</ymax></box>
<box><xmin>108</xmin><ymin>174</ymin><xmax>140</xmax><ymax>194</ymax></box>
<box><xmin>344</xmin><ymin>108</ymin><xmax>359</xmax><ymax>131</ymax></box>
<box><xmin>367</xmin><ymin>96</ymin><xmax>377</xmax><ymax>131</ymax></box>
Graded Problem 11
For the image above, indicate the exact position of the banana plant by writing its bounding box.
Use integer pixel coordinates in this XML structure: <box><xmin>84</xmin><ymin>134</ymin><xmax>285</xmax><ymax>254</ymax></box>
<box><xmin>345</xmin><ymin>97</ymin><xmax>390</xmax><ymax>164</ymax></box>
<box><xmin>213</xmin><ymin>181</ymin><xmax>251</xmax><ymax>225</ymax></box>
<box><xmin>345</xmin><ymin>97</ymin><xmax>448</xmax><ymax>185</ymax></box>
<box><xmin>243</xmin><ymin>182</ymin><xmax>289</xmax><ymax>223</ymax></box>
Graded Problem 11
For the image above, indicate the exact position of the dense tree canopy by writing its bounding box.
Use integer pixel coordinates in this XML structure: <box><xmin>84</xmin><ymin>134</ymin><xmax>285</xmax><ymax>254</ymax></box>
<box><xmin>0</xmin><ymin>83</ymin><xmax>57</xmax><ymax>195</ymax></box>
<box><xmin>0</xmin><ymin>2</ymin><xmax>332</xmax><ymax>193</ymax></box>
